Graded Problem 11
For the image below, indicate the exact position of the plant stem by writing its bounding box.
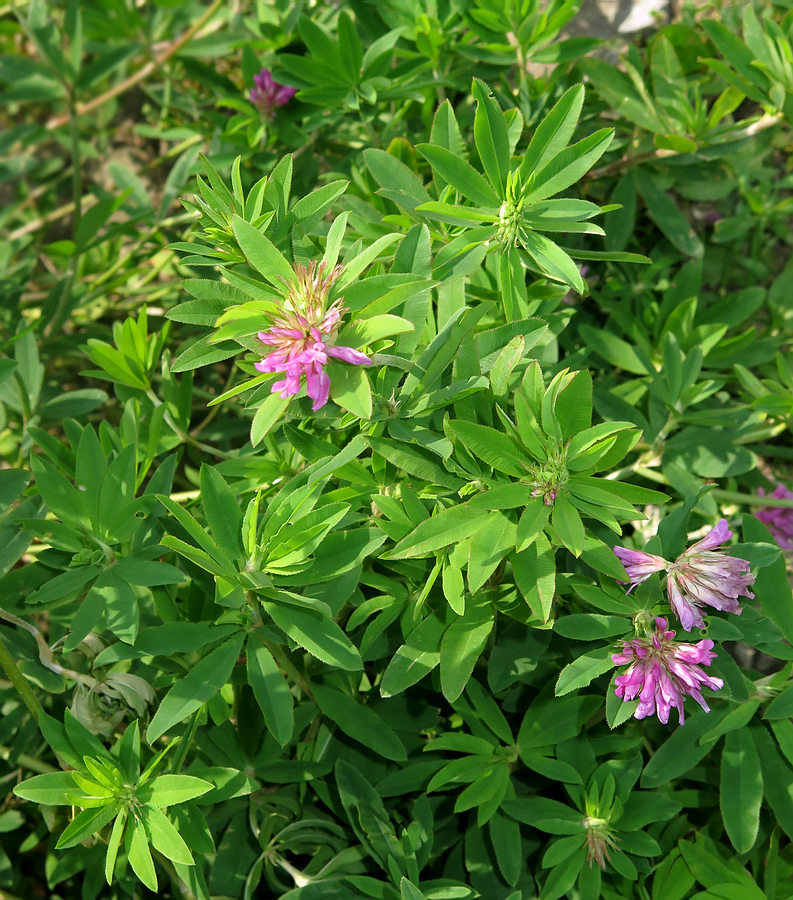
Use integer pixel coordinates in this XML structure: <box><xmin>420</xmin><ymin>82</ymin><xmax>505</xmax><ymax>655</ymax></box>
<box><xmin>68</xmin><ymin>92</ymin><xmax>82</xmax><ymax>230</ymax></box>
<box><xmin>0</xmin><ymin>632</ymin><xmax>41</xmax><ymax>724</ymax></box>
<box><xmin>586</xmin><ymin>113</ymin><xmax>784</xmax><ymax>180</ymax></box>
<box><xmin>170</xmin><ymin>709</ymin><xmax>201</xmax><ymax>774</ymax></box>
<box><xmin>45</xmin><ymin>0</ymin><xmax>224</xmax><ymax>131</ymax></box>
<box><xmin>0</xmin><ymin>746</ymin><xmax>57</xmax><ymax>774</ymax></box>
<box><xmin>712</xmin><ymin>488</ymin><xmax>793</xmax><ymax>509</ymax></box>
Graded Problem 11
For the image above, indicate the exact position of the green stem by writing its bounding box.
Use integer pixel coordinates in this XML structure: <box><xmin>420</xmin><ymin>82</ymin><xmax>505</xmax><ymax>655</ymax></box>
<box><xmin>170</xmin><ymin>709</ymin><xmax>201</xmax><ymax>774</ymax></box>
<box><xmin>0</xmin><ymin>632</ymin><xmax>41</xmax><ymax>724</ymax></box>
<box><xmin>68</xmin><ymin>93</ymin><xmax>82</xmax><ymax>230</ymax></box>
<box><xmin>0</xmin><ymin>746</ymin><xmax>57</xmax><ymax>774</ymax></box>
<box><xmin>712</xmin><ymin>488</ymin><xmax>793</xmax><ymax>509</ymax></box>
<box><xmin>145</xmin><ymin>389</ymin><xmax>233</xmax><ymax>459</ymax></box>
<box><xmin>190</xmin><ymin>366</ymin><xmax>238</xmax><ymax>438</ymax></box>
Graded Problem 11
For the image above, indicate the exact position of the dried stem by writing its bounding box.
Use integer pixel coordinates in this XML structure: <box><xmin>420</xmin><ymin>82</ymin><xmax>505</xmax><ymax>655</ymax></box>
<box><xmin>44</xmin><ymin>0</ymin><xmax>224</xmax><ymax>131</ymax></box>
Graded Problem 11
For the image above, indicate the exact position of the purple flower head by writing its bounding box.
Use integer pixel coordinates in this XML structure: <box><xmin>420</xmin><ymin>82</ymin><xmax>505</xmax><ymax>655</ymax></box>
<box><xmin>612</xmin><ymin>616</ymin><xmax>724</xmax><ymax>725</ymax></box>
<box><xmin>613</xmin><ymin>519</ymin><xmax>754</xmax><ymax>632</ymax></box>
<box><xmin>612</xmin><ymin>546</ymin><xmax>668</xmax><ymax>590</ymax></box>
<box><xmin>756</xmin><ymin>484</ymin><xmax>793</xmax><ymax>550</ymax></box>
<box><xmin>666</xmin><ymin>518</ymin><xmax>754</xmax><ymax>632</ymax></box>
<box><xmin>254</xmin><ymin>261</ymin><xmax>371</xmax><ymax>411</ymax></box>
<box><xmin>249</xmin><ymin>68</ymin><xmax>297</xmax><ymax>117</ymax></box>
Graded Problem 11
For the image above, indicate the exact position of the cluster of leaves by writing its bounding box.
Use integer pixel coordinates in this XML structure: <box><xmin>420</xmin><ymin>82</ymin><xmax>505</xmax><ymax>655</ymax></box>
<box><xmin>4</xmin><ymin>1</ymin><xmax>793</xmax><ymax>900</ymax></box>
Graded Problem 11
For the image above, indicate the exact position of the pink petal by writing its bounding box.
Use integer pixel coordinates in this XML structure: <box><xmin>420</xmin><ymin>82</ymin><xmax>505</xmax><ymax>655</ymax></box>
<box><xmin>326</xmin><ymin>344</ymin><xmax>372</xmax><ymax>366</ymax></box>
<box><xmin>685</xmin><ymin>518</ymin><xmax>732</xmax><ymax>554</ymax></box>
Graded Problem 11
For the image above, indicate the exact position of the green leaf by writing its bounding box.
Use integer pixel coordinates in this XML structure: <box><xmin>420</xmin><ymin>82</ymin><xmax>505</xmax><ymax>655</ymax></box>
<box><xmin>467</xmin><ymin>511</ymin><xmax>516</xmax><ymax>593</ymax></box>
<box><xmin>104</xmin><ymin>812</ymin><xmax>126</xmax><ymax>885</ymax></box>
<box><xmin>246</xmin><ymin>632</ymin><xmax>294</xmax><ymax>746</ymax></box>
<box><xmin>416</xmin><ymin>144</ymin><xmax>500</xmax><ymax>207</ymax></box>
<box><xmin>147</xmin><ymin>634</ymin><xmax>245</xmax><ymax>742</ymax></box>
<box><xmin>56</xmin><ymin>804</ymin><xmax>119</xmax><ymax>849</ymax></box>
<box><xmin>552</xmin><ymin>494</ymin><xmax>585</xmax><ymax>557</ymax></box>
<box><xmin>171</xmin><ymin>334</ymin><xmax>239</xmax><ymax>373</ymax></box>
<box><xmin>521</xmin><ymin>231</ymin><xmax>584</xmax><ymax>293</ymax></box>
<box><xmin>141</xmin><ymin>805</ymin><xmax>194</xmax><ymax>865</ymax></box>
<box><xmin>431</xmin><ymin>99</ymin><xmax>466</xmax><ymax>158</ymax></box>
<box><xmin>742</xmin><ymin>516</ymin><xmax>793</xmax><ymax>645</ymax></box>
<box><xmin>578</xmin><ymin>58</ymin><xmax>665</xmax><ymax>132</ymax></box>
<box><xmin>520</xmin><ymin>84</ymin><xmax>584</xmax><ymax>180</ymax></box>
<box><xmin>578</xmin><ymin>324</ymin><xmax>649</xmax><ymax>375</ymax></box>
<box><xmin>200</xmin><ymin>465</ymin><xmax>243</xmax><ymax>561</ymax></box>
<box><xmin>250</xmin><ymin>391</ymin><xmax>291</xmax><ymax>446</ymax></box>
<box><xmin>381</xmin><ymin>610</ymin><xmax>448</xmax><ymax>697</ymax></box>
<box><xmin>263</xmin><ymin>595</ymin><xmax>362</xmax><ymax>671</ymax></box>
<box><xmin>158</xmin><ymin>495</ymin><xmax>235</xmax><ymax>574</ymax></box>
<box><xmin>232</xmin><ymin>215</ymin><xmax>293</xmax><ymax>286</ymax></box>
<box><xmin>312</xmin><ymin>683</ymin><xmax>406</xmax><ymax>760</ymax></box>
<box><xmin>400</xmin><ymin>878</ymin><xmax>428</xmax><ymax>900</ymax></box>
<box><xmin>30</xmin><ymin>454</ymin><xmax>87</xmax><ymax>528</ymax></box>
<box><xmin>338</xmin><ymin>314</ymin><xmax>414</xmax><ymax>349</ymax></box>
<box><xmin>720</xmin><ymin>728</ymin><xmax>762</xmax><ymax>853</ymax></box>
<box><xmin>365</xmin><ymin>148</ymin><xmax>432</xmax><ymax>211</ymax></box>
<box><xmin>489</xmin><ymin>809</ymin><xmax>523</xmax><ymax>886</ymax></box>
<box><xmin>135</xmin><ymin>775</ymin><xmax>213</xmax><ymax>808</ymax></box>
<box><xmin>516</xmin><ymin>500</ymin><xmax>551</xmax><ymax>552</ymax></box>
<box><xmin>555</xmin><ymin>614</ymin><xmax>630</xmax><ymax>641</ymax></box>
<box><xmin>512</xmin><ymin>534</ymin><xmax>556</xmax><ymax>622</ymax></box>
<box><xmin>472</xmin><ymin>78</ymin><xmax>510</xmax><ymax>195</ymax></box>
<box><xmin>642</xmin><ymin>707</ymin><xmax>729</xmax><ymax>787</ymax></box>
<box><xmin>14</xmin><ymin>772</ymin><xmax>77</xmax><ymax>805</ymax></box>
<box><xmin>555</xmin><ymin>645</ymin><xmax>614</xmax><ymax>696</ymax></box>
<box><xmin>328</xmin><ymin>361</ymin><xmax>372</xmax><ymax>419</ymax></box>
<box><xmin>541</xmin><ymin>848</ymin><xmax>587</xmax><ymax>900</ymax></box>
<box><xmin>440</xmin><ymin>596</ymin><xmax>495</xmax><ymax>702</ymax></box>
<box><xmin>518</xmin><ymin>694</ymin><xmax>601</xmax><ymax>751</ymax></box>
<box><xmin>448</xmin><ymin>420</ymin><xmax>533</xmax><ymax>476</ymax></box>
<box><xmin>524</xmin><ymin>129</ymin><xmax>613</xmax><ymax>205</ymax></box>
<box><xmin>127</xmin><ymin>817</ymin><xmax>157</xmax><ymax>892</ymax></box>
<box><xmin>635</xmin><ymin>171</ymin><xmax>704</xmax><ymax>258</ymax></box>
<box><xmin>388</xmin><ymin>504</ymin><xmax>482</xmax><ymax>559</ymax></box>
<box><xmin>368</xmin><ymin>437</ymin><xmax>463</xmax><ymax>490</ymax></box>
<box><xmin>753</xmin><ymin>725</ymin><xmax>793</xmax><ymax>843</ymax></box>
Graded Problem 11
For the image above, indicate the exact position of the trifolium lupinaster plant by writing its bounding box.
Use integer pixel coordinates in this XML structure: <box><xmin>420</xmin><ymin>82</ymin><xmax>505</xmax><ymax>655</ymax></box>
<box><xmin>8</xmin><ymin>53</ymin><xmax>793</xmax><ymax>900</ymax></box>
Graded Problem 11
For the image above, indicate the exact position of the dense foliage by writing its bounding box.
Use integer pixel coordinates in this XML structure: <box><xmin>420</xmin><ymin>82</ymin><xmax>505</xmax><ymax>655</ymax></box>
<box><xmin>4</xmin><ymin>1</ymin><xmax>793</xmax><ymax>898</ymax></box>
